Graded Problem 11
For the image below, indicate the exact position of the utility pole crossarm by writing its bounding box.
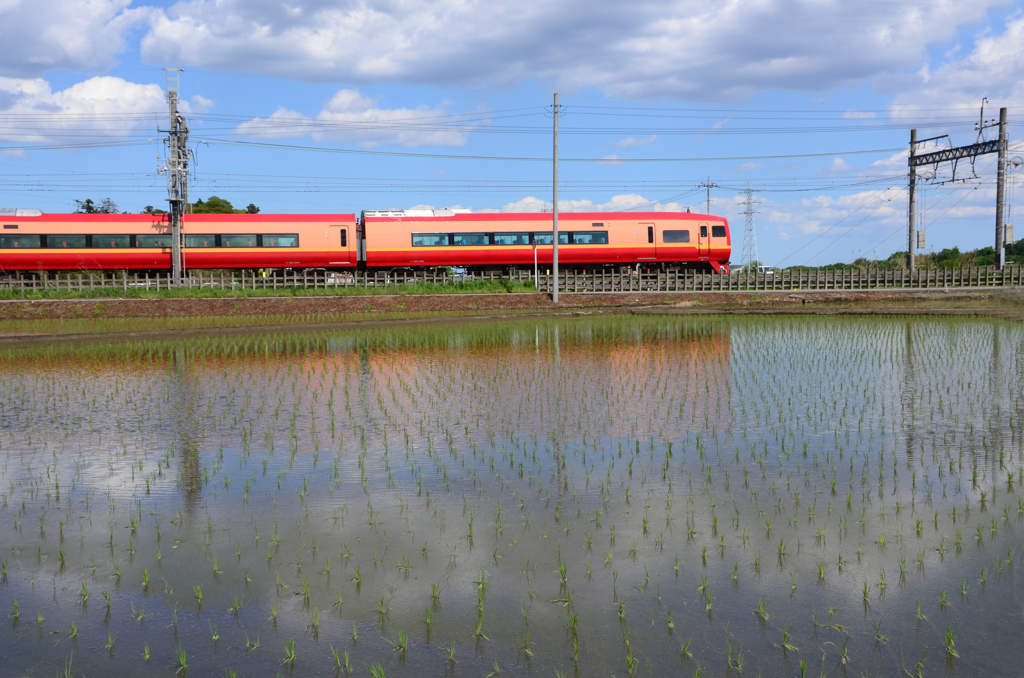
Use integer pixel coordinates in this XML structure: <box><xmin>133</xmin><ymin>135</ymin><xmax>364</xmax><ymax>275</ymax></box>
<box><xmin>698</xmin><ymin>179</ymin><xmax>719</xmax><ymax>215</ymax></box>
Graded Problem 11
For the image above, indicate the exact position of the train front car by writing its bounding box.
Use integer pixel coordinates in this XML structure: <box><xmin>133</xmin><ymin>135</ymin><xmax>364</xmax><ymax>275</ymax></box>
<box><xmin>361</xmin><ymin>209</ymin><xmax>730</xmax><ymax>273</ymax></box>
<box><xmin>0</xmin><ymin>211</ymin><xmax>357</xmax><ymax>274</ymax></box>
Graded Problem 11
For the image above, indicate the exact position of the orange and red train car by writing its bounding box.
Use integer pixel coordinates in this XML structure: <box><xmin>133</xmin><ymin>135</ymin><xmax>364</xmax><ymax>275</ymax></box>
<box><xmin>0</xmin><ymin>208</ymin><xmax>730</xmax><ymax>274</ymax></box>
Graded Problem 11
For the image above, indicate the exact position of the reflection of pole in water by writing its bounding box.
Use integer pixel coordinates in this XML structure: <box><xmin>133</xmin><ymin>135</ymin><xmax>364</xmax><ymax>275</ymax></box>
<box><xmin>902</xmin><ymin>322</ymin><xmax>916</xmax><ymax>461</ymax></box>
<box><xmin>172</xmin><ymin>346</ymin><xmax>202</xmax><ymax>512</ymax></box>
<box><xmin>988</xmin><ymin>324</ymin><xmax>1004</xmax><ymax>465</ymax></box>
<box><xmin>1016</xmin><ymin>333</ymin><xmax>1024</xmax><ymax>458</ymax></box>
<box><xmin>552</xmin><ymin>324</ymin><xmax>564</xmax><ymax>498</ymax></box>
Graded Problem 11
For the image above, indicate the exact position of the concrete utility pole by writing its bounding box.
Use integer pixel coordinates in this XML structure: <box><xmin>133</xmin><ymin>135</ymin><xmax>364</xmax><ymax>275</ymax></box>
<box><xmin>699</xmin><ymin>178</ymin><xmax>718</xmax><ymax>215</ymax></box>
<box><xmin>552</xmin><ymin>92</ymin><xmax>561</xmax><ymax>303</ymax></box>
<box><xmin>996</xmin><ymin>107</ymin><xmax>1008</xmax><ymax>270</ymax></box>
<box><xmin>907</xmin><ymin>128</ymin><xmax>917</xmax><ymax>271</ymax></box>
<box><xmin>162</xmin><ymin>68</ymin><xmax>190</xmax><ymax>285</ymax></box>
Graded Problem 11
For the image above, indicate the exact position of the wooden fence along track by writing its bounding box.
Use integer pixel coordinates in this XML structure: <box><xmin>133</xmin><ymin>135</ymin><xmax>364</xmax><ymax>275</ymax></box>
<box><xmin>0</xmin><ymin>266</ymin><xmax>1022</xmax><ymax>294</ymax></box>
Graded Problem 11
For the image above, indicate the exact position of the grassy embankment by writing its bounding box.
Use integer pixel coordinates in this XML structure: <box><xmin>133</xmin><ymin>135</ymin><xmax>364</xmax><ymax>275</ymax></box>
<box><xmin>0</xmin><ymin>278</ymin><xmax>536</xmax><ymax>301</ymax></box>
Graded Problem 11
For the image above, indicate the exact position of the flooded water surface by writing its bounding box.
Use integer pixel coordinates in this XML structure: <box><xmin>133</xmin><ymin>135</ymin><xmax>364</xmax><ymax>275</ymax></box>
<box><xmin>0</xmin><ymin>315</ymin><xmax>1022</xmax><ymax>677</ymax></box>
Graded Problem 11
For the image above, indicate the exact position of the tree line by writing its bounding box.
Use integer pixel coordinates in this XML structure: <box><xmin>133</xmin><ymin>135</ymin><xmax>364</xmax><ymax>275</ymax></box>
<box><xmin>74</xmin><ymin>196</ymin><xmax>260</xmax><ymax>215</ymax></box>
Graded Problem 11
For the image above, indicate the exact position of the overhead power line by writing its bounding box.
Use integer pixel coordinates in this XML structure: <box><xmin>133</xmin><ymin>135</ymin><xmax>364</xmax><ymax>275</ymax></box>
<box><xmin>194</xmin><ymin>138</ymin><xmax>905</xmax><ymax>163</ymax></box>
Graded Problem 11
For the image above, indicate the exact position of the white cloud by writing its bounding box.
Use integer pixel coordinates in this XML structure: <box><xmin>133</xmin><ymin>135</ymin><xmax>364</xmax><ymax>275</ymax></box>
<box><xmin>595</xmin><ymin>153</ymin><xmax>625</xmax><ymax>165</ymax></box>
<box><xmin>0</xmin><ymin>0</ymin><xmax>149</xmax><ymax>78</ymax></box>
<box><xmin>0</xmin><ymin>76</ymin><xmax>166</xmax><ymax>143</ymax></box>
<box><xmin>889</xmin><ymin>14</ymin><xmax>1024</xmax><ymax>119</ymax></box>
<box><xmin>498</xmin><ymin>193</ymin><xmax>684</xmax><ymax>213</ymax></box>
<box><xmin>235</xmin><ymin>89</ymin><xmax>476</xmax><ymax>147</ymax></box>
<box><xmin>500</xmin><ymin>196</ymin><xmax>551</xmax><ymax>213</ymax></box>
<box><xmin>733</xmin><ymin>162</ymin><xmax>763</xmax><ymax>171</ymax></box>
<box><xmin>139</xmin><ymin>0</ymin><xmax>1003</xmax><ymax>99</ymax></box>
<box><xmin>614</xmin><ymin>135</ymin><xmax>657</xmax><ymax>148</ymax></box>
<box><xmin>841</xmin><ymin>110</ymin><xmax>876</xmax><ymax>119</ymax></box>
<box><xmin>828</xmin><ymin>157</ymin><xmax>853</xmax><ymax>174</ymax></box>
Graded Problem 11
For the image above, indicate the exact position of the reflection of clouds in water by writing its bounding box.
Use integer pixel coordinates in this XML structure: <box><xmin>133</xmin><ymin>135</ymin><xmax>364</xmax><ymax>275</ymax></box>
<box><xmin>0</xmin><ymin>317</ymin><xmax>1023</xmax><ymax>677</ymax></box>
<box><xmin>1016</xmin><ymin>567</ymin><xmax>1023</xmax><ymax>620</ymax></box>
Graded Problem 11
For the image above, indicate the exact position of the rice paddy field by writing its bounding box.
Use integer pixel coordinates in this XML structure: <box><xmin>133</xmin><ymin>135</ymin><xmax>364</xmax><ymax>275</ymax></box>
<box><xmin>0</xmin><ymin>315</ymin><xmax>1022</xmax><ymax>677</ymax></box>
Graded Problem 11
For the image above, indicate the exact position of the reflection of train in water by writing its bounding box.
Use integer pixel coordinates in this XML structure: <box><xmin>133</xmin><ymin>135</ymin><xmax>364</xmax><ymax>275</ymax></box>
<box><xmin>0</xmin><ymin>208</ymin><xmax>731</xmax><ymax>274</ymax></box>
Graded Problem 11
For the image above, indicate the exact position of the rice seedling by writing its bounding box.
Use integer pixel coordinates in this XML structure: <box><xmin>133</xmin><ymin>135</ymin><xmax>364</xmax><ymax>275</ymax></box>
<box><xmin>754</xmin><ymin>596</ymin><xmax>769</xmax><ymax>621</ymax></box>
<box><xmin>172</xmin><ymin>645</ymin><xmax>187</xmax><ymax>674</ymax></box>
<box><xmin>282</xmin><ymin>638</ymin><xmax>296</xmax><ymax>664</ymax></box>
<box><xmin>726</xmin><ymin>642</ymin><xmax>744</xmax><ymax>672</ymax></box>
<box><xmin>945</xmin><ymin>626</ymin><xmax>959</xmax><ymax>659</ymax></box>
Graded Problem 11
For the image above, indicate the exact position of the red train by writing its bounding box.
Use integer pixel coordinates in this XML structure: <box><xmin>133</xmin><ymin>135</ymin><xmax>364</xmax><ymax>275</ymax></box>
<box><xmin>0</xmin><ymin>208</ymin><xmax>730</xmax><ymax>274</ymax></box>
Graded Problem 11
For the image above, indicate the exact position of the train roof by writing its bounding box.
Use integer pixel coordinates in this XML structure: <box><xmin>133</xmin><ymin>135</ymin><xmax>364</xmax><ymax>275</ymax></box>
<box><xmin>362</xmin><ymin>210</ymin><xmax>725</xmax><ymax>222</ymax></box>
<box><xmin>0</xmin><ymin>212</ymin><xmax>355</xmax><ymax>222</ymax></box>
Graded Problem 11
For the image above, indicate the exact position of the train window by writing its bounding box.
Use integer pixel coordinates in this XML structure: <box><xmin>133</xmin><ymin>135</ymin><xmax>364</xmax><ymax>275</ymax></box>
<box><xmin>662</xmin><ymin>230</ymin><xmax>690</xmax><ymax>243</ymax></box>
<box><xmin>0</xmin><ymin>234</ymin><xmax>40</xmax><ymax>248</ymax></box>
<box><xmin>572</xmin><ymin>231</ymin><xmax>608</xmax><ymax>244</ymax></box>
<box><xmin>412</xmin><ymin>233</ymin><xmax>450</xmax><ymax>247</ymax></box>
<box><xmin>93</xmin><ymin>235</ymin><xmax>130</xmax><ymax>248</ymax></box>
<box><xmin>222</xmin><ymin>234</ymin><xmax>257</xmax><ymax>247</ymax></box>
<box><xmin>712</xmin><ymin>225</ymin><xmax>726</xmax><ymax>238</ymax></box>
<box><xmin>493</xmin><ymin>232</ymin><xmax>529</xmax><ymax>245</ymax></box>
<box><xmin>340</xmin><ymin>229</ymin><xmax>347</xmax><ymax>247</ymax></box>
<box><xmin>647</xmin><ymin>226</ymin><xmax>654</xmax><ymax>243</ymax></box>
<box><xmin>532</xmin><ymin>232</ymin><xmax>569</xmax><ymax>245</ymax></box>
<box><xmin>700</xmin><ymin>225</ymin><xmax>708</xmax><ymax>238</ymax></box>
<box><xmin>263</xmin><ymin>234</ymin><xmax>299</xmax><ymax>247</ymax></box>
<box><xmin>185</xmin><ymin>235</ymin><xmax>217</xmax><ymax>248</ymax></box>
<box><xmin>453</xmin><ymin>232</ymin><xmax>488</xmax><ymax>246</ymax></box>
<box><xmin>137</xmin><ymin>235</ymin><xmax>171</xmax><ymax>248</ymax></box>
<box><xmin>46</xmin><ymin>235</ymin><xmax>87</xmax><ymax>248</ymax></box>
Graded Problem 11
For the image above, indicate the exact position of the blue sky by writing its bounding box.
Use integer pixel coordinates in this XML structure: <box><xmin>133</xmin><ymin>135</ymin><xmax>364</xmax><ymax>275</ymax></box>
<box><xmin>1</xmin><ymin>0</ymin><xmax>1022</xmax><ymax>266</ymax></box>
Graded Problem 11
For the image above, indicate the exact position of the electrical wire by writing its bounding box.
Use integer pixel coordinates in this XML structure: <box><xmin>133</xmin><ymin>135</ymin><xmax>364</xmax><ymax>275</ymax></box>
<box><xmin>775</xmin><ymin>189</ymin><xmax>895</xmax><ymax>266</ymax></box>
<box><xmin>802</xmin><ymin>189</ymin><xmax>899</xmax><ymax>265</ymax></box>
<box><xmin>195</xmin><ymin>138</ymin><xmax>905</xmax><ymax>163</ymax></box>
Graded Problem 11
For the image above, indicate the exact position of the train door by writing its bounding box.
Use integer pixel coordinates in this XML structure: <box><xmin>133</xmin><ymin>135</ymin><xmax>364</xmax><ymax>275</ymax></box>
<box><xmin>698</xmin><ymin>222</ymin><xmax>710</xmax><ymax>259</ymax></box>
<box><xmin>331</xmin><ymin>225</ymin><xmax>352</xmax><ymax>265</ymax></box>
<box><xmin>639</xmin><ymin>222</ymin><xmax>656</xmax><ymax>261</ymax></box>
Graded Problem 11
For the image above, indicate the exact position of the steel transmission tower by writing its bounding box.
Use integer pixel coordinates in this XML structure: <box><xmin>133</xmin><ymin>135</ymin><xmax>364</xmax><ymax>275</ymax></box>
<box><xmin>741</xmin><ymin>183</ymin><xmax>760</xmax><ymax>271</ymax></box>
<box><xmin>159</xmin><ymin>68</ymin><xmax>190</xmax><ymax>285</ymax></box>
